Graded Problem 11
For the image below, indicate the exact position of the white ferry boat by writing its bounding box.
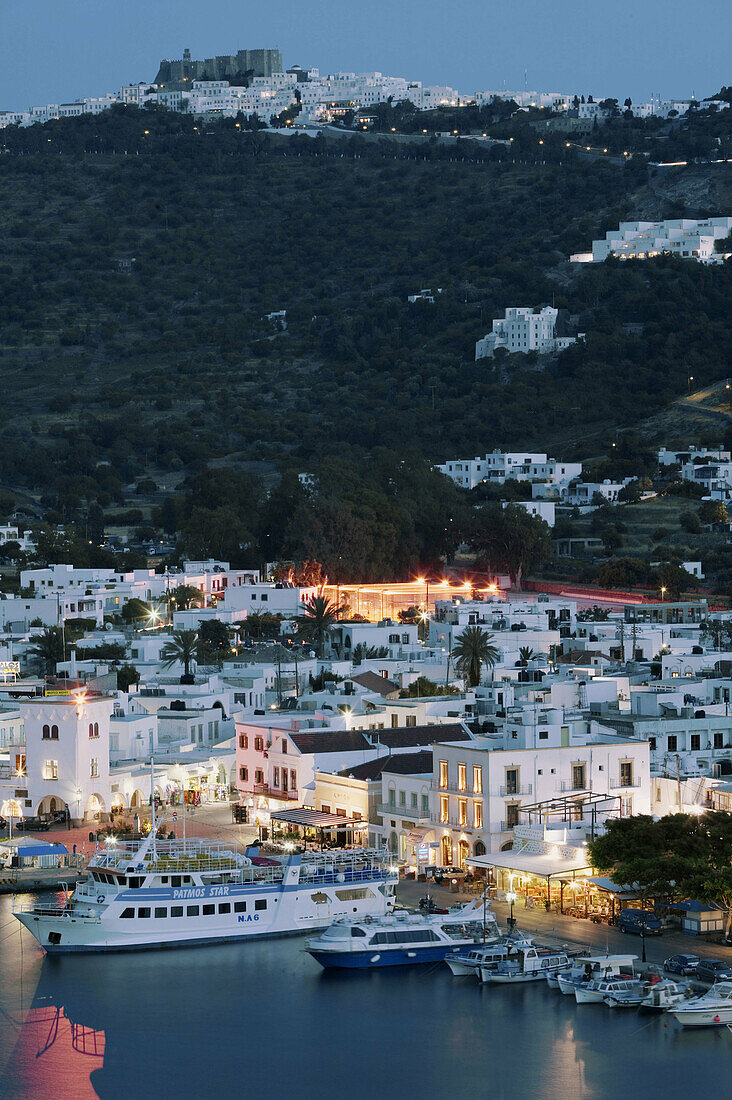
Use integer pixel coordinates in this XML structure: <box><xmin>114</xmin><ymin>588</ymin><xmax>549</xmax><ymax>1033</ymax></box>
<box><xmin>14</xmin><ymin>831</ymin><xmax>397</xmax><ymax>954</ymax></box>
<box><xmin>306</xmin><ymin>897</ymin><xmax>491</xmax><ymax>969</ymax></box>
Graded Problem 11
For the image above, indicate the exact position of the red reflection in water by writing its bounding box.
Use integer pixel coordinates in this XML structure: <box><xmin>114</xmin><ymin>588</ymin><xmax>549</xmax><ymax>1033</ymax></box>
<box><xmin>4</xmin><ymin>1005</ymin><xmax>104</xmax><ymax>1099</ymax></box>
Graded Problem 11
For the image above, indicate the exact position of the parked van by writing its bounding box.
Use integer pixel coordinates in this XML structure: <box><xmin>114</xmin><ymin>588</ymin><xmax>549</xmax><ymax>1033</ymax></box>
<box><xmin>618</xmin><ymin>909</ymin><xmax>663</xmax><ymax>936</ymax></box>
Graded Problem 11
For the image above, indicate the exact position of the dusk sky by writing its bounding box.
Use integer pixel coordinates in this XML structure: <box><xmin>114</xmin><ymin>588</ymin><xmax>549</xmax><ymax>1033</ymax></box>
<box><xmin>1</xmin><ymin>0</ymin><xmax>729</xmax><ymax>111</ymax></box>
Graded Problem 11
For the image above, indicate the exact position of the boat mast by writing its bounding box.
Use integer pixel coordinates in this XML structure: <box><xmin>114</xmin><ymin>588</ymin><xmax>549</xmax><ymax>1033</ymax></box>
<box><xmin>150</xmin><ymin>757</ymin><xmax>156</xmax><ymax>861</ymax></box>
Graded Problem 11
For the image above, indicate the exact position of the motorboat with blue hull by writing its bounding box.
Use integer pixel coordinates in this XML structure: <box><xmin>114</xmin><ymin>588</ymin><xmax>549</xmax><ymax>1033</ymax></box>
<box><xmin>14</xmin><ymin>830</ymin><xmax>398</xmax><ymax>954</ymax></box>
<box><xmin>306</xmin><ymin>896</ymin><xmax>494</xmax><ymax>969</ymax></box>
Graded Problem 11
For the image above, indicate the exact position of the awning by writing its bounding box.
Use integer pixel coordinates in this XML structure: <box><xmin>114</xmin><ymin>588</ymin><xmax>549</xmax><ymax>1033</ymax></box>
<box><xmin>405</xmin><ymin>828</ymin><xmax>430</xmax><ymax>844</ymax></box>
<box><xmin>269</xmin><ymin>809</ymin><xmax>367</xmax><ymax>829</ymax></box>
<box><xmin>585</xmin><ymin>877</ymin><xmax>642</xmax><ymax>897</ymax></box>
<box><xmin>0</xmin><ymin>843</ymin><xmax>69</xmax><ymax>858</ymax></box>
<box><xmin>467</xmin><ymin>850</ymin><xmax>592</xmax><ymax>880</ymax></box>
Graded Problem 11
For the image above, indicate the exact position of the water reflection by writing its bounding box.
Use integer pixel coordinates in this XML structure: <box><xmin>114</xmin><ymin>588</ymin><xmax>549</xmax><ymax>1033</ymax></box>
<box><xmin>1</xmin><ymin>894</ymin><xmax>731</xmax><ymax>1100</ymax></box>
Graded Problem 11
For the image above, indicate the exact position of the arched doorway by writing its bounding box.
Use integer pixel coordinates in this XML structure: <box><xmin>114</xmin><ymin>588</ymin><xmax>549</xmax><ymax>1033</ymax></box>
<box><xmin>1</xmin><ymin>799</ymin><xmax>21</xmax><ymax>820</ymax></box>
<box><xmin>388</xmin><ymin>831</ymin><xmax>398</xmax><ymax>854</ymax></box>
<box><xmin>440</xmin><ymin>834</ymin><xmax>453</xmax><ymax>866</ymax></box>
<box><xmin>500</xmin><ymin>840</ymin><xmax>514</xmax><ymax>852</ymax></box>
<box><xmin>457</xmin><ymin>839</ymin><xmax>470</xmax><ymax>869</ymax></box>
<box><xmin>130</xmin><ymin>789</ymin><xmax>145</xmax><ymax>808</ymax></box>
<box><xmin>111</xmin><ymin>793</ymin><xmax>126</xmax><ymax>813</ymax></box>
<box><xmin>85</xmin><ymin>794</ymin><xmax>104</xmax><ymax>821</ymax></box>
<box><xmin>473</xmin><ymin>840</ymin><xmax>486</xmax><ymax>857</ymax></box>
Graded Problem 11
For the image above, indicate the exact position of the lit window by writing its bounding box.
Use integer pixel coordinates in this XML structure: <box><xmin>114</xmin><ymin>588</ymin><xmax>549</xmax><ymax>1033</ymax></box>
<box><xmin>458</xmin><ymin>799</ymin><xmax>467</xmax><ymax>827</ymax></box>
<box><xmin>474</xmin><ymin>802</ymin><xmax>483</xmax><ymax>829</ymax></box>
<box><xmin>43</xmin><ymin>759</ymin><xmax>58</xmax><ymax>780</ymax></box>
<box><xmin>458</xmin><ymin>763</ymin><xmax>467</xmax><ymax>792</ymax></box>
<box><xmin>440</xmin><ymin>795</ymin><xmax>449</xmax><ymax>823</ymax></box>
<box><xmin>439</xmin><ymin>760</ymin><xmax>448</xmax><ymax>788</ymax></box>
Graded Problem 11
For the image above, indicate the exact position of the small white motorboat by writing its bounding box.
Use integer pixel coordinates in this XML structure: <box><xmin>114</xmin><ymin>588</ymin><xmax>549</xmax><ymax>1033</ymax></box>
<box><xmin>603</xmin><ymin>981</ymin><xmax>646</xmax><ymax>1008</ymax></box>
<box><xmin>556</xmin><ymin>955</ymin><xmax>637</xmax><ymax>996</ymax></box>
<box><xmin>639</xmin><ymin>979</ymin><xmax>691</xmax><ymax>1012</ymax></box>
<box><xmin>575</xmin><ymin>976</ymin><xmax>639</xmax><ymax>1005</ymax></box>
<box><xmin>668</xmin><ymin>981</ymin><xmax>732</xmax><ymax>1027</ymax></box>
<box><xmin>445</xmin><ymin>933</ymin><xmax>533</xmax><ymax>977</ymax></box>
<box><xmin>482</xmin><ymin>944</ymin><xmax>574</xmax><ymax>985</ymax></box>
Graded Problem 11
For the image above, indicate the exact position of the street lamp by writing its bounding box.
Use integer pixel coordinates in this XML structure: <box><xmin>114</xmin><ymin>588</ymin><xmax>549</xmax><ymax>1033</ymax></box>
<box><xmin>506</xmin><ymin>889</ymin><xmax>517</xmax><ymax>930</ymax></box>
<box><xmin>660</xmin><ymin>586</ymin><xmax>667</xmax><ymax>602</ymax></box>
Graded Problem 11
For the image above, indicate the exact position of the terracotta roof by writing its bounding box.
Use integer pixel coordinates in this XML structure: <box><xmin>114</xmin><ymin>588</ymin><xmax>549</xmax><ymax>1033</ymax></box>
<box><xmin>377</xmin><ymin>722</ymin><xmax>470</xmax><ymax>748</ymax></box>
<box><xmin>349</xmin><ymin>671</ymin><xmax>399</xmax><ymax>696</ymax></box>
<box><xmin>290</xmin><ymin>729</ymin><xmax>372</xmax><ymax>754</ymax></box>
<box><xmin>339</xmin><ymin>751</ymin><xmax>433</xmax><ymax>781</ymax></box>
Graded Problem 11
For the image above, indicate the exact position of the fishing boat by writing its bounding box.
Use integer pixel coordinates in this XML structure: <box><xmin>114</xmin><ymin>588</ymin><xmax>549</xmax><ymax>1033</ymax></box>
<box><xmin>556</xmin><ymin>955</ymin><xmax>637</xmax><ymax>995</ymax></box>
<box><xmin>603</xmin><ymin>982</ymin><xmax>647</xmax><ymax>1008</ymax></box>
<box><xmin>445</xmin><ymin>933</ymin><xmax>533</xmax><ymax>977</ymax></box>
<box><xmin>639</xmin><ymin>979</ymin><xmax>691</xmax><ymax>1012</ymax></box>
<box><xmin>575</xmin><ymin>974</ymin><xmax>640</xmax><ymax>1005</ymax></box>
<box><xmin>14</xmin><ymin>831</ymin><xmax>397</xmax><ymax>954</ymax></box>
<box><xmin>668</xmin><ymin>981</ymin><xmax>732</xmax><ymax>1027</ymax></box>
<box><xmin>480</xmin><ymin>944</ymin><xmax>574</xmax><ymax>985</ymax></box>
<box><xmin>306</xmin><ymin>896</ymin><xmax>492</xmax><ymax>969</ymax></box>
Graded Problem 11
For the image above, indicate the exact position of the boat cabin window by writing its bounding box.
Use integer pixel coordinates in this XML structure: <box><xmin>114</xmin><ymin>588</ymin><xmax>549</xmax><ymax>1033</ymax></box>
<box><xmin>255</xmin><ymin>899</ymin><xmax>267</xmax><ymax>911</ymax></box>
<box><xmin>128</xmin><ymin>876</ymin><xmax>145</xmax><ymax>889</ymax></box>
<box><xmin>137</xmin><ymin>907</ymin><xmax>151</xmax><ymax>918</ymax></box>
<box><xmin>203</xmin><ymin>904</ymin><xmax>215</xmax><ymax>916</ymax></box>
<box><xmin>170</xmin><ymin>906</ymin><xmax>183</xmax><ymax>917</ymax></box>
<box><xmin>120</xmin><ymin>908</ymin><xmax>134</xmax><ymax>919</ymax></box>
<box><xmin>371</xmin><ymin>929</ymin><xmax>440</xmax><ymax>945</ymax></box>
<box><xmin>351</xmin><ymin>928</ymin><xmax>367</xmax><ymax>937</ymax></box>
<box><xmin>234</xmin><ymin>901</ymin><xmax>246</xmax><ymax>913</ymax></box>
<box><xmin>219</xmin><ymin>903</ymin><xmax>231</xmax><ymax>914</ymax></box>
<box><xmin>187</xmin><ymin>905</ymin><xmax>199</xmax><ymax>917</ymax></box>
<box><xmin>311</xmin><ymin>893</ymin><xmax>329</xmax><ymax>904</ymax></box>
<box><xmin>335</xmin><ymin>888</ymin><xmax>372</xmax><ymax>901</ymax></box>
<box><xmin>155</xmin><ymin>907</ymin><xmax>167</xmax><ymax>918</ymax></box>
<box><xmin>171</xmin><ymin>876</ymin><xmax>182</xmax><ymax>887</ymax></box>
<box><xmin>202</xmin><ymin>874</ymin><xmax>227</xmax><ymax>885</ymax></box>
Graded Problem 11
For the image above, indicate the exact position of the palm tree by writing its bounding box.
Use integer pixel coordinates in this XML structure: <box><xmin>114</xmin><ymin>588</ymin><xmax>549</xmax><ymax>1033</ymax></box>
<box><xmin>301</xmin><ymin>595</ymin><xmax>349</xmax><ymax>656</ymax></box>
<box><xmin>452</xmin><ymin>626</ymin><xmax>499</xmax><ymax>688</ymax></box>
<box><xmin>28</xmin><ymin>625</ymin><xmax>65</xmax><ymax>674</ymax></box>
<box><xmin>518</xmin><ymin>646</ymin><xmax>538</xmax><ymax>666</ymax></box>
<box><xmin>160</xmin><ymin>629</ymin><xmax>199</xmax><ymax>682</ymax></box>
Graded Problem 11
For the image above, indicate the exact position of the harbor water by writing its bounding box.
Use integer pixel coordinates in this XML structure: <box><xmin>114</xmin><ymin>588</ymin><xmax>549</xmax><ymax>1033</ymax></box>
<box><xmin>0</xmin><ymin>891</ymin><xmax>729</xmax><ymax>1100</ymax></box>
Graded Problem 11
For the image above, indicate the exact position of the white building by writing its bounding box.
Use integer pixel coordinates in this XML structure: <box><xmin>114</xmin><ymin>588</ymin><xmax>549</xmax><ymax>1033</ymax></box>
<box><xmin>476</xmin><ymin>307</ymin><xmax>579</xmax><ymax>360</ymax></box>
<box><xmin>659</xmin><ymin>445</ymin><xmax>730</xmax><ymax>466</ymax></box>
<box><xmin>437</xmin><ymin>450</ymin><xmax>581</xmax><ymax>491</ymax></box>
<box><xmin>0</xmin><ymin>693</ymin><xmax>114</xmax><ymax>825</ymax></box>
<box><xmin>588</xmin><ymin>217</ymin><xmax>732</xmax><ymax>264</ymax></box>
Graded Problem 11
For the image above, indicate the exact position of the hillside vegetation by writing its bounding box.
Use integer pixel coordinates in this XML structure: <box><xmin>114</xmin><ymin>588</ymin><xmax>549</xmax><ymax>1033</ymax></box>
<box><xmin>0</xmin><ymin>107</ymin><xmax>731</xmax><ymax>574</ymax></box>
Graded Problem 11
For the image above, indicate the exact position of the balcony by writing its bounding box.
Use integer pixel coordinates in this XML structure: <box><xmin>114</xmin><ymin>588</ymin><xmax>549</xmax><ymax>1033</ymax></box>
<box><xmin>378</xmin><ymin>803</ymin><xmax>429</xmax><ymax>821</ymax></box>
<box><xmin>437</xmin><ymin>783</ymin><xmax>481</xmax><ymax>796</ymax></box>
<box><xmin>609</xmin><ymin>778</ymin><xmax>642</xmax><ymax>789</ymax></box>
<box><xmin>430</xmin><ymin>814</ymin><xmax>469</xmax><ymax>828</ymax></box>
<box><xmin>556</xmin><ymin>780</ymin><xmax>591</xmax><ymax>793</ymax></box>
<box><xmin>240</xmin><ymin>783</ymin><xmax>299</xmax><ymax>801</ymax></box>
<box><xmin>500</xmin><ymin>821</ymin><xmax>520</xmax><ymax>832</ymax></box>
<box><xmin>499</xmin><ymin>784</ymin><xmax>532</xmax><ymax>797</ymax></box>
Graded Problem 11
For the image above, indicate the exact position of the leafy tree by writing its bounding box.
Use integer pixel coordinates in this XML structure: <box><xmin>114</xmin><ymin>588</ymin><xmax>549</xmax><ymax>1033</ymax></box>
<box><xmin>653</xmin><ymin>562</ymin><xmax>697</xmax><ymax>599</ymax></box>
<box><xmin>680</xmin><ymin>511</ymin><xmax>702</xmax><ymax>535</ymax></box>
<box><xmin>301</xmin><ymin>594</ymin><xmax>350</xmax><ymax>656</ymax></box>
<box><xmin>698</xmin><ymin>500</ymin><xmax>728</xmax><ymax>525</ymax></box>
<box><xmin>28</xmin><ymin>625</ymin><xmax>65</xmax><ymax>673</ymax></box>
<box><xmin>471</xmin><ymin>504</ymin><xmax>552</xmax><ymax>588</ymax></box>
<box><xmin>121</xmin><ymin>597</ymin><xmax>153</xmax><ymax>624</ymax></box>
<box><xmin>241</xmin><ymin>612</ymin><xmax>283</xmax><ymax>641</ymax></box>
<box><xmin>196</xmin><ymin>618</ymin><xmax>231</xmax><ymax>666</ymax></box>
<box><xmin>589</xmin><ymin>812</ymin><xmax>732</xmax><ymax>941</ymax></box>
<box><xmin>172</xmin><ymin>584</ymin><xmax>205</xmax><ymax>610</ymax></box>
<box><xmin>399</xmin><ymin>676</ymin><xmax>459</xmax><ymax>698</ymax></box>
<box><xmin>597</xmin><ymin>557</ymin><xmax>648</xmax><ymax>589</ymax></box>
<box><xmin>160</xmin><ymin>629</ymin><xmax>198</xmax><ymax>681</ymax></box>
<box><xmin>117</xmin><ymin>663</ymin><xmax>140</xmax><ymax>691</ymax></box>
<box><xmin>452</xmin><ymin>626</ymin><xmax>499</xmax><ymax>687</ymax></box>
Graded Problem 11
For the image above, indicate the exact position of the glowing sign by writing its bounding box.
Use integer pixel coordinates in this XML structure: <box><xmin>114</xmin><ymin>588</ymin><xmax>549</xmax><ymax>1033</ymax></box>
<box><xmin>0</xmin><ymin>661</ymin><xmax>20</xmax><ymax>682</ymax></box>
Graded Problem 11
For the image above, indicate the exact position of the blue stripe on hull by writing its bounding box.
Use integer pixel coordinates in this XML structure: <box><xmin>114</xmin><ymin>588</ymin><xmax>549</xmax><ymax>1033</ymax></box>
<box><xmin>308</xmin><ymin>945</ymin><xmax>470</xmax><ymax>969</ymax></box>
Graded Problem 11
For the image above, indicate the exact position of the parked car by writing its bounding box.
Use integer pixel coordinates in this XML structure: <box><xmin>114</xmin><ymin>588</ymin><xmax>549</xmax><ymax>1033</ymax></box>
<box><xmin>618</xmin><ymin>908</ymin><xmax>664</xmax><ymax>936</ymax></box>
<box><xmin>664</xmin><ymin>953</ymin><xmax>700</xmax><ymax>976</ymax></box>
<box><xmin>14</xmin><ymin>816</ymin><xmax>51</xmax><ymax>832</ymax></box>
<box><xmin>695</xmin><ymin>958</ymin><xmax>732</xmax><ymax>983</ymax></box>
